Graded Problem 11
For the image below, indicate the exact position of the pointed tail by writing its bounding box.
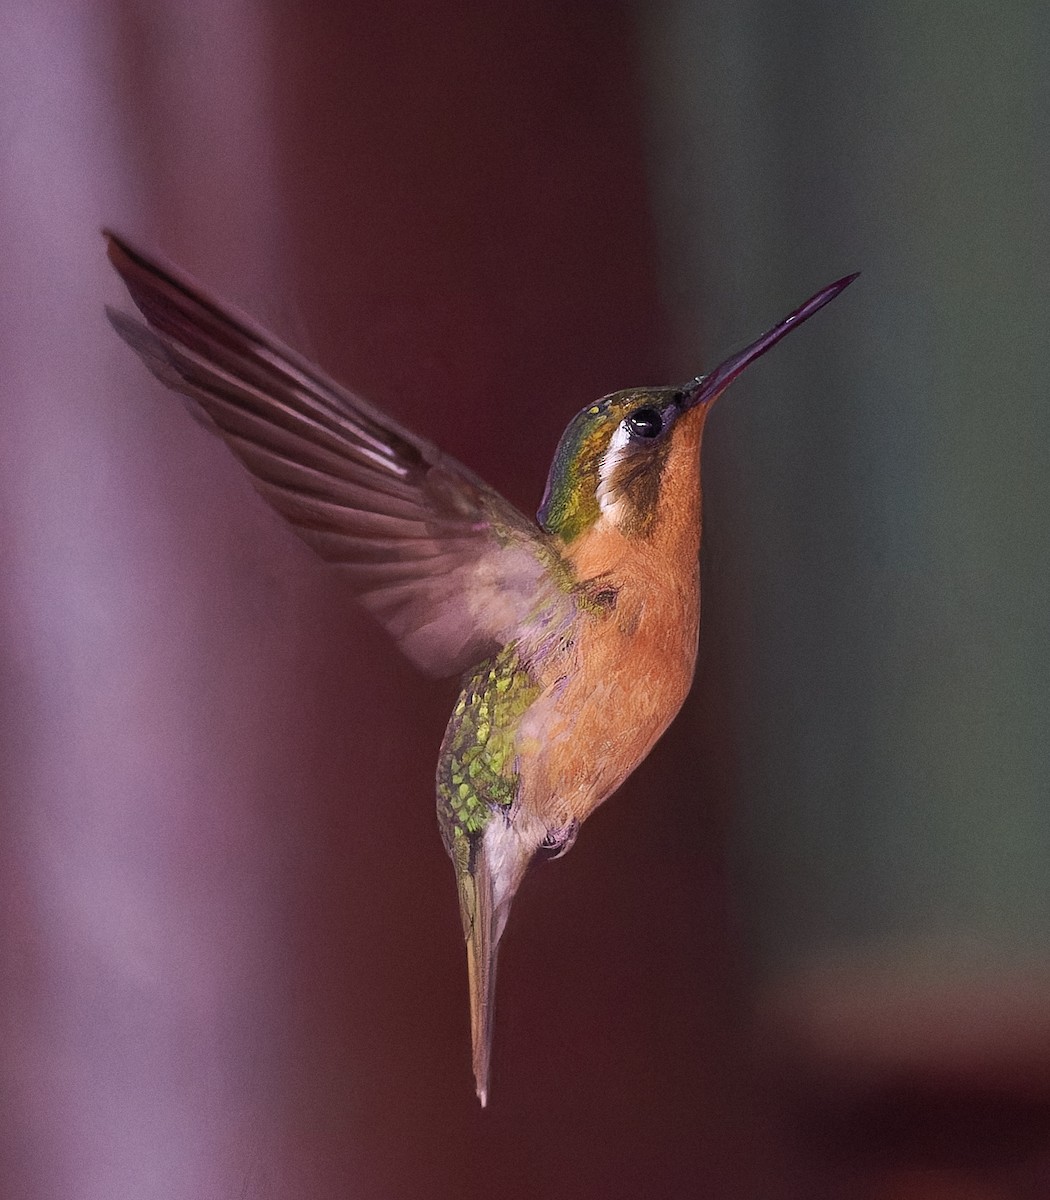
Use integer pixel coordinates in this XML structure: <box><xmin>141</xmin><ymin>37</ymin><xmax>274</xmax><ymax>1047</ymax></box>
<box><xmin>456</xmin><ymin>850</ymin><xmax>500</xmax><ymax>1107</ymax></box>
<box><xmin>453</xmin><ymin>823</ymin><xmax>538</xmax><ymax>1108</ymax></box>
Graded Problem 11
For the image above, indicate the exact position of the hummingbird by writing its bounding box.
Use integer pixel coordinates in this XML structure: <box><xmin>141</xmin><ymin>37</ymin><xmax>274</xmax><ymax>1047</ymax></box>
<box><xmin>104</xmin><ymin>231</ymin><xmax>856</xmax><ymax>1105</ymax></box>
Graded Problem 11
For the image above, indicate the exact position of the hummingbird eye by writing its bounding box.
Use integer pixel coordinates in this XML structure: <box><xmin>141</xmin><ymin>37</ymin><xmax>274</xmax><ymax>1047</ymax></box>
<box><xmin>626</xmin><ymin>407</ymin><xmax>663</xmax><ymax>439</ymax></box>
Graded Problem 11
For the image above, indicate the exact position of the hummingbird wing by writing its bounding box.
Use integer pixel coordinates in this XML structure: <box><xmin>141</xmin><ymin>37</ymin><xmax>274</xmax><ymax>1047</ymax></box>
<box><xmin>105</xmin><ymin>232</ymin><xmax>570</xmax><ymax>678</ymax></box>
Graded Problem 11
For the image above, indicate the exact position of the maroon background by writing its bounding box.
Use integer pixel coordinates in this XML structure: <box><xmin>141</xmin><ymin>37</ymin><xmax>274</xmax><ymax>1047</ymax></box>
<box><xmin>1</xmin><ymin>4</ymin><xmax>774</xmax><ymax>1198</ymax></box>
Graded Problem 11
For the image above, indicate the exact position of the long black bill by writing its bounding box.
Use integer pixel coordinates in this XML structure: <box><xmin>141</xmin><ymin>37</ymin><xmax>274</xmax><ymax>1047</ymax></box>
<box><xmin>681</xmin><ymin>273</ymin><xmax>859</xmax><ymax>409</ymax></box>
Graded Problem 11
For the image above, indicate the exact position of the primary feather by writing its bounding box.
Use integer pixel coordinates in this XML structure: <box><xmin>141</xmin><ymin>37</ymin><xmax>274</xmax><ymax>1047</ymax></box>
<box><xmin>105</xmin><ymin>232</ymin><xmax>571</xmax><ymax>677</ymax></box>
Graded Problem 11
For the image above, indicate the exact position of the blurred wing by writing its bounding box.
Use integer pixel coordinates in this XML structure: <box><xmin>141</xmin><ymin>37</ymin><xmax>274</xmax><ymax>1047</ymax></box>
<box><xmin>105</xmin><ymin>231</ymin><xmax>569</xmax><ymax>677</ymax></box>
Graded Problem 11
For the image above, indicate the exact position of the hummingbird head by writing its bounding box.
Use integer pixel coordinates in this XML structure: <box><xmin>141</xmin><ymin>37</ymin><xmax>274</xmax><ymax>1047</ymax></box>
<box><xmin>537</xmin><ymin>385</ymin><xmax>704</xmax><ymax>543</ymax></box>
<box><xmin>537</xmin><ymin>274</ymin><xmax>859</xmax><ymax>545</ymax></box>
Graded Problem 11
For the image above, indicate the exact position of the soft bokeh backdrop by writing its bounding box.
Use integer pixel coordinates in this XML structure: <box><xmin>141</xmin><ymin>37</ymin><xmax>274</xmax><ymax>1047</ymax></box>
<box><xmin>1</xmin><ymin>2</ymin><xmax>1047</xmax><ymax>1198</ymax></box>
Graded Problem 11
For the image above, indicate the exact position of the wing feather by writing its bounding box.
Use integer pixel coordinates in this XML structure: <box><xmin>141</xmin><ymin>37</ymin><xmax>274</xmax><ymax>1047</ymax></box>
<box><xmin>105</xmin><ymin>232</ymin><xmax>573</xmax><ymax>676</ymax></box>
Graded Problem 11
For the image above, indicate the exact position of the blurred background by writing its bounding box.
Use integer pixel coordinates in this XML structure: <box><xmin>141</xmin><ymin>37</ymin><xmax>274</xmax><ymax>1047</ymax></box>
<box><xmin>1</xmin><ymin>1</ymin><xmax>1047</xmax><ymax>1197</ymax></box>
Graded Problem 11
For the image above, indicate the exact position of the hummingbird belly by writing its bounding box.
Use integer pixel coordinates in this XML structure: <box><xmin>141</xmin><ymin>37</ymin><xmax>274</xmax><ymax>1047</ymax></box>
<box><xmin>523</xmin><ymin>567</ymin><xmax>701</xmax><ymax>831</ymax></box>
<box><xmin>435</xmin><ymin>558</ymin><xmax>699</xmax><ymax>853</ymax></box>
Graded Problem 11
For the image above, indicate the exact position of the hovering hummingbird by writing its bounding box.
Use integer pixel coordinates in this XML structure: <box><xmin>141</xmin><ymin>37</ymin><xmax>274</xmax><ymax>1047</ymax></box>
<box><xmin>104</xmin><ymin>231</ymin><xmax>855</xmax><ymax>1105</ymax></box>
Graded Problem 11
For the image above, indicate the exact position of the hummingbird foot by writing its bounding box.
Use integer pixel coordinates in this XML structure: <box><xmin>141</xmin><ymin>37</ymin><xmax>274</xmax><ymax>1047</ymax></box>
<box><xmin>541</xmin><ymin>818</ymin><xmax>580</xmax><ymax>859</ymax></box>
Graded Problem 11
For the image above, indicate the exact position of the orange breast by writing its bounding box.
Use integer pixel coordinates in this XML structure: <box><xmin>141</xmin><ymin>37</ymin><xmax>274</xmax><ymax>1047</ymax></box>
<box><xmin>519</xmin><ymin>405</ymin><xmax>707</xmax><ymax>828</ymax></box>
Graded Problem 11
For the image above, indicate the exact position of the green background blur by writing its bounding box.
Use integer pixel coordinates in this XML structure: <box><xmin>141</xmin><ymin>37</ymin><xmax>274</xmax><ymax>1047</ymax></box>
<box><xmin>639</xmin><ymin>0</ymin><xmax>1049</xmax><ymax>977</ymax></box>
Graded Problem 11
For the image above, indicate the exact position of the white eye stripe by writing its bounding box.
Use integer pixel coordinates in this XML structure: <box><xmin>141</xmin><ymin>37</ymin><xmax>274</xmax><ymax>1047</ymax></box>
<box><xmin>596</xmin><ymin>420</ymin><xmax>632</xmax><ymax>516</ymax></box>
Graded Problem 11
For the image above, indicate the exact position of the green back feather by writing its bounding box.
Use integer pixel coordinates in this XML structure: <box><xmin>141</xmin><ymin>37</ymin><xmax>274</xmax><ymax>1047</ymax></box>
<box><xmin>437</xmin><ymin>645</ymin><xmax>541</xmax><ymax>846</ymax></box>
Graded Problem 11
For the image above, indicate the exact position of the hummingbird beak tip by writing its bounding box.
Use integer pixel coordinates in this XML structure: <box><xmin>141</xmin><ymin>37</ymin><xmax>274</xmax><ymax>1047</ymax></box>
<box><xmin>683</xmin><ymin>270</ymin><xmax>860</xmax><ymax>409</ymax></box>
